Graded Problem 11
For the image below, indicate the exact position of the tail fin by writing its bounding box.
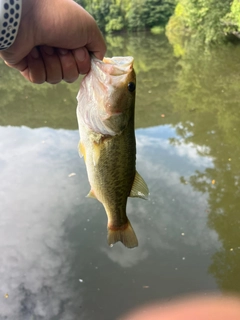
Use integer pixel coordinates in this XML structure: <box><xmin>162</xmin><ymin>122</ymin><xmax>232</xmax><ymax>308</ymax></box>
<box><xmin>107</xmin><ymin>219</ymin><xmax>138</xmax><ymax>249</ymax></box>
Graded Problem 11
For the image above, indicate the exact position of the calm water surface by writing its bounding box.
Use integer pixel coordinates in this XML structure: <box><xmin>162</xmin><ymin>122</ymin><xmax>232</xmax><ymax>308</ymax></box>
<box><xmin>1</xmin><ymin>33</ymin><xmax>240</xmax><ymax>319</ymax></box>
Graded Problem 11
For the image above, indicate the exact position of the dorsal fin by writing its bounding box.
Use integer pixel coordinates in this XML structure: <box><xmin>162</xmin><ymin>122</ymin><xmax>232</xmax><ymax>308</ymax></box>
<box><xmin>130</xmin><ymin>171</ymin><xmax>149</xmax><ymax>199</ymax></box>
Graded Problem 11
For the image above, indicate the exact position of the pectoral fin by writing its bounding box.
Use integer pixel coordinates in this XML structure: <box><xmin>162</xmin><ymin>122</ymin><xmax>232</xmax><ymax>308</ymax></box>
<box><xmin>92</xmin><ymin>142</ymin><xmax>101</xmax><ymax>166</ymax></box>
<box><xmin>78</xmin><ymin>141</ymin><xmax>85</xmax><ymax>159</ymax></box>
<box><xmin>130</xmin><ymin>171</ymin><xmax>149</xmax><ymax>200</ymax></box>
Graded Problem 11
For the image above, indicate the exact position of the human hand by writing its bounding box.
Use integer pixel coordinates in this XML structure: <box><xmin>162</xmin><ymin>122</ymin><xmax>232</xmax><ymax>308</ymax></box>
<box><xmin>121</xmin><ymin>295</ymin><xmax>240</xmax><ymax>320</ymax></box>
<box><xmin>0</xmin><ymin>0</ymin><xmax>106</xmax><ymax>84</ymax></box>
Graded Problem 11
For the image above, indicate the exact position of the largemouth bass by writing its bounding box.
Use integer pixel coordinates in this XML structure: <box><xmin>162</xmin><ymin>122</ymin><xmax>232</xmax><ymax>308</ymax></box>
<box><xmin>76</xmin><ymin>56</ymin><xmax>148</xmax><ymax>248</ymax></box>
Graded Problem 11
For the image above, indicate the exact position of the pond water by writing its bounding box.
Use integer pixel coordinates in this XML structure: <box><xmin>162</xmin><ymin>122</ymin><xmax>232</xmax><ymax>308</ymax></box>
<box><xmin>1</xmin><ymin>32</ymin><xmax>240</xmax><ymax>320</ymax></box>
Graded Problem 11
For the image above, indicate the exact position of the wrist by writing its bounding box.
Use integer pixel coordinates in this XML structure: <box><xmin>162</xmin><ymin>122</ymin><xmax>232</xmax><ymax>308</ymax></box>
<box><xmin>0</xmin><ymin>0</ymin><xmax>22</xmax><ymax>50</ymax></box>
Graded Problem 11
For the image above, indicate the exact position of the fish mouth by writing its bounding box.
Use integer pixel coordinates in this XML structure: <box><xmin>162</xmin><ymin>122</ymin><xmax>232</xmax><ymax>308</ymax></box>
<box><xmin>77</xmin><ymin>55</ymin><xmax>135</xmax><ymax>136</ymax></box>
<box><xmin>103</xmin><ymin>56</ymin><xmax>134</xmax><ymax>68</ymax></box>
<box><xmin>91</xmin><ymin>56</ymin><xmax>134</xmax><ymax>76</ymax></box>
<box><xmin>89</xmin><ymin>55</ymin><xmax>135</xmax><ymax>116</ymax></box>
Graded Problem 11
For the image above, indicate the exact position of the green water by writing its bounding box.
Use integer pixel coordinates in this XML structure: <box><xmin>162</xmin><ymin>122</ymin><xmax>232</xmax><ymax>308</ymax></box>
<box><xmin>1</xmin><ymin>32</ymin><xmax>240</xmax><ymax>320</ymax></box>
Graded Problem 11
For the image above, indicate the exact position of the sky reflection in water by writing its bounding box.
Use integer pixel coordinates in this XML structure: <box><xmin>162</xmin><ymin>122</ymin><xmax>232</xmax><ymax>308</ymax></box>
<box><xmin>0</xmin><ymin>124</ymin><xmax>220</xmax><ymax>320</ymax></box>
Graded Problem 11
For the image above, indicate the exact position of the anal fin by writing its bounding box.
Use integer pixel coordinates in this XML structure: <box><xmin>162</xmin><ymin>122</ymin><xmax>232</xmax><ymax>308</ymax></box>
<box><xmin>130</xmin><ymin>171</ymin><xmax>149</xmax><ymax>200</ymax></box>
<box><xmin>86</xmin><ymin>189</ymin><xmax>97</xmax><ymax>199</ymax></box>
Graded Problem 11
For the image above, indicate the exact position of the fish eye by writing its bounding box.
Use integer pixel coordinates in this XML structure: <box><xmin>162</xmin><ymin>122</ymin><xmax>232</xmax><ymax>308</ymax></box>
<box><xmin>128</xmin><ymin>82</ymin><xmax>136</xmax><ymax>92</ymax></box>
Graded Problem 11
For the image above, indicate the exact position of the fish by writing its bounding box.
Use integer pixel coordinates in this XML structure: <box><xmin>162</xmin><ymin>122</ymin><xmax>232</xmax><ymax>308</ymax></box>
<box><xmin>76</xmin><ymin>56</ymin><xmax>149</xmax><ymax>248</ymax></box>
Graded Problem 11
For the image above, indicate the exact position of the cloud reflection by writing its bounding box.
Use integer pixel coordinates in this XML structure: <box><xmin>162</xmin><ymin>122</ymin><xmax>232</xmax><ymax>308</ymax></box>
<box><xmin>0</xmin><ymin>126</ymin><xmax>88</xmax><ymax>320</ymax></box>
<box><xmin>137</xmin><ymin>125</ymin><xmax>213</xmax><ymax>168</ymax></box>
<box><xmin>0</xmin><ymin>124</ymin><xmax>220</xmax><ymax>319</ymax></box>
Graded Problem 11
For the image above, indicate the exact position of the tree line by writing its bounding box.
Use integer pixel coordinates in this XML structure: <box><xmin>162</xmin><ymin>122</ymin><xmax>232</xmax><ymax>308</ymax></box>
<box><xmin>166</xmin><ymin>0</ymin><xmax>240</xmax><ymax>44</ymax></box>
<box><xmin>75</xmin><ymin>0</ymin><xmax>175</xmax><ymax>33</ymax></box>
<box><xmin>75</xmin><ymin>0</ymin><xmax>240</xmax><ymax>44</ymax></box>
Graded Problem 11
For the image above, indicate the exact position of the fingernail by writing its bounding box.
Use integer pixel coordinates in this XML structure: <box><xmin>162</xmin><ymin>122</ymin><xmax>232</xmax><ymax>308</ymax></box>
<box><xmin>75</xmin><ymin>48</ymin><xmax>86</xmax><ymax>62</ymax></box>
<box><xmin>58</xmin><ymin>48</ymin><xmax>68</xmax><ymax>55</ymax></box>
<box><xmin>31</xmin><ymin>47</ymin><xmax>39</xmax><ymax>59</ymax></box>
<box><xmin>43</xmin><ymin>46</ymin><xmax>54</xmax><ymax>55</ymax></box>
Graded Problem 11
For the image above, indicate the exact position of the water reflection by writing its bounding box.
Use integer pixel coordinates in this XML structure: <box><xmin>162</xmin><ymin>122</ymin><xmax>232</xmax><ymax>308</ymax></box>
<box><xmin>0</xmin><ymin>33</ymin><xmax>177</xmax><ymax>130</ymax></box>
<box><xmin>1</xmin><ymin>31</ymin><xmax>240</xmax><ymax>318</ymax></box>
<box><xmin>0</xmin><ymin>124</ymin><xmax>219</xmax><ymax>319</ymax></box>
<box><xmin>0</xmin><ymin>127</ymin><xmax>87</xmax><ymax>319</ymax></box>
<box><xmin>168</xmin><ymin>40</ymin><xmax>240</xmax><ymax>295</ymax></box>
